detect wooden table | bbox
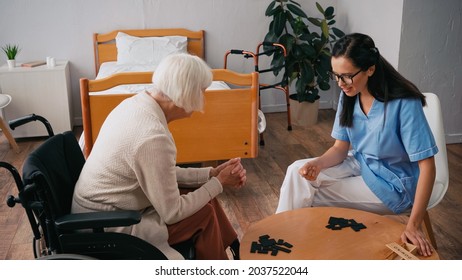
[240,207,439,260]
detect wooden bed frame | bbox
[80,69,259,164]
[93,28,205,74]
[83,28,259,164]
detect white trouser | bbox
[276,156,393,215]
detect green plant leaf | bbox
[262,0,345,103]
[294,83,320,102]
[265,1,277,16]
[318,80,331,91]
[321,47,332,56]
[300,61,315,84]
[291,16,308,35]
[307,17,321,27]
[272,51,285,67]
[325,14,335,21]
[264,31,278,45]
[315,2,325,14]
[291,45,301,60]
[318,52,331,70]
[273,11,287,36]
[268,4,284,18]
[295,76,306,96]
[287,3,308,18]
[311,31,321,38]
[288,18,298,34]
[312,36,324,52]
[324,6,334,18]
[279,33,296,52]
[321,19,329,40]
[332,27,345,38]
[288,0,301,7]
[299,43,316,59]
[306,88,321,102]
[2,44,20,60]
[271,52,285,76]
[299,32,313,41]
[268,20,274,33]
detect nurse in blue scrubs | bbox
[276,33,437,257]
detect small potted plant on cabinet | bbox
[2,44,20,69]
[264,0,344,127]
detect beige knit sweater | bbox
[72,92,223,259]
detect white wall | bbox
[399,0,462,144]
[0,0,263,122]
[335,0,404,68]
[0,0,344,120]
[333,0,404,109]
[1,0,461,143]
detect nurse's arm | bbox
[299,139,350,180]
[315,139,350,169]
[402,156,436,256]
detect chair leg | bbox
[0,117,20,153]
[229,239,240,260]
[259,132,265,146]
[284,86,292,131]
[258,93,265,146]
[423,210,438,249]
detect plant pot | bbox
[289,98,319,128]
[7,59,16,69]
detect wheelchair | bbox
[1,115,195,260]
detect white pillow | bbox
[116,32,187,65]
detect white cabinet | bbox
[0,60,72,137]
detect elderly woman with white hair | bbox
[72,53,246,260]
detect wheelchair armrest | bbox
[55,210,141,231]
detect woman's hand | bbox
[401,223,433,257]
[210,158,240,178]
[213,158,246,189]
[298,160,321,181]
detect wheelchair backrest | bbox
[22,131,85,218]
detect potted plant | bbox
[2,44,20,69]
[263,0,344,126]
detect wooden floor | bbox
[1,110,461,260]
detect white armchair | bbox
[421,92,449,248]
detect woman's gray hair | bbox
[152,53,212,112]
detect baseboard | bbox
[260,104,287,113]
[261,100,333,113]
[74,117,82,126]
[446,133,462,144]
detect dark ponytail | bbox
[332,33,425,127]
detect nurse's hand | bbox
[401,224,433,257]
[299,160,321,181]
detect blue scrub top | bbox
[332,93,438,213]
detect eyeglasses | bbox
[329,69,362,85]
